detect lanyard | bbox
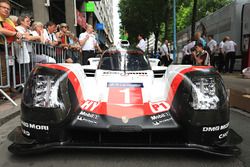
[47,29,54,41]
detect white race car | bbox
[8,46,241,156]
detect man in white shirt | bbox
[40,21,58,60]
[136,34,146,52]
[207,35,217,66]
[160,40,172,66]
[223,36,237,73]
[16,15,41,83]
[43,21,58,46]
[182,39,195,64]
[79,24,102,65]
[218,38,226,72]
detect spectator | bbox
[16,15,40,82]
[30,21,56,63]
[43,21,58,46]
[223,36,237,73]
[6,15,18,93]
[160,40,172,66]
[0,0,22,43]
[16,15,40,62]
[194,32,206,48]
[207,35,217,66]
[79,24,102,65]
[57,23,80,63]
[8,15,18,26]
[31,22,45,43]
[192,42,210,66]
[0,0,22,96]
[56,23,71,48]
[218,37,226,72]
[68,36,81,63]
[9,15,18,26]
[136,34,146,52]
[41,21,59,60]
[155,48,161,59]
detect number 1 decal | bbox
[120,88,130,103]
[108,87,143,104]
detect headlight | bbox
[34,75,56,107]
[30,74,66,109]
[190,77,219,110]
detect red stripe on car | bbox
[166,66,212,105]
[39,64,85,105]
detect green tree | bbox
[119,0,165,53]
[176,5,192,32]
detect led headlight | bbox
[33,75,63,108]
[190,77,219,110]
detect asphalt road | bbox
[222,75,250,93]
[0,109,249,167]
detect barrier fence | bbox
[0,33,81,106]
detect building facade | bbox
[94,0,114,46]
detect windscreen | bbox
[98,49,151,71]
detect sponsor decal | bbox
[79,111,99,120]
[150,101,170,113]
[152,118,172,126]
[21,128,30,136]
[219,131,229,139]
[77,115,97,124]
[81,100,100,111]
[150,112,171,121]
[202,122,229,132]
[107,82,143,88]
[21,121,49,131]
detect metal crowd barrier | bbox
[0,35,81,106]
[0,33,17,106]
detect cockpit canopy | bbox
[98,48,151,71]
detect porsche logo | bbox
[122,116,129,124]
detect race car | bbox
[8,46,242,156]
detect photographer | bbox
[192,42,210,66]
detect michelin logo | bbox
[21,121,49,131]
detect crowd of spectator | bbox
[147,30,237,71]
[181,32,237,72]
[0,0,103,97]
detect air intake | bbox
[84,69,96,77]
[153,70,166,78]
